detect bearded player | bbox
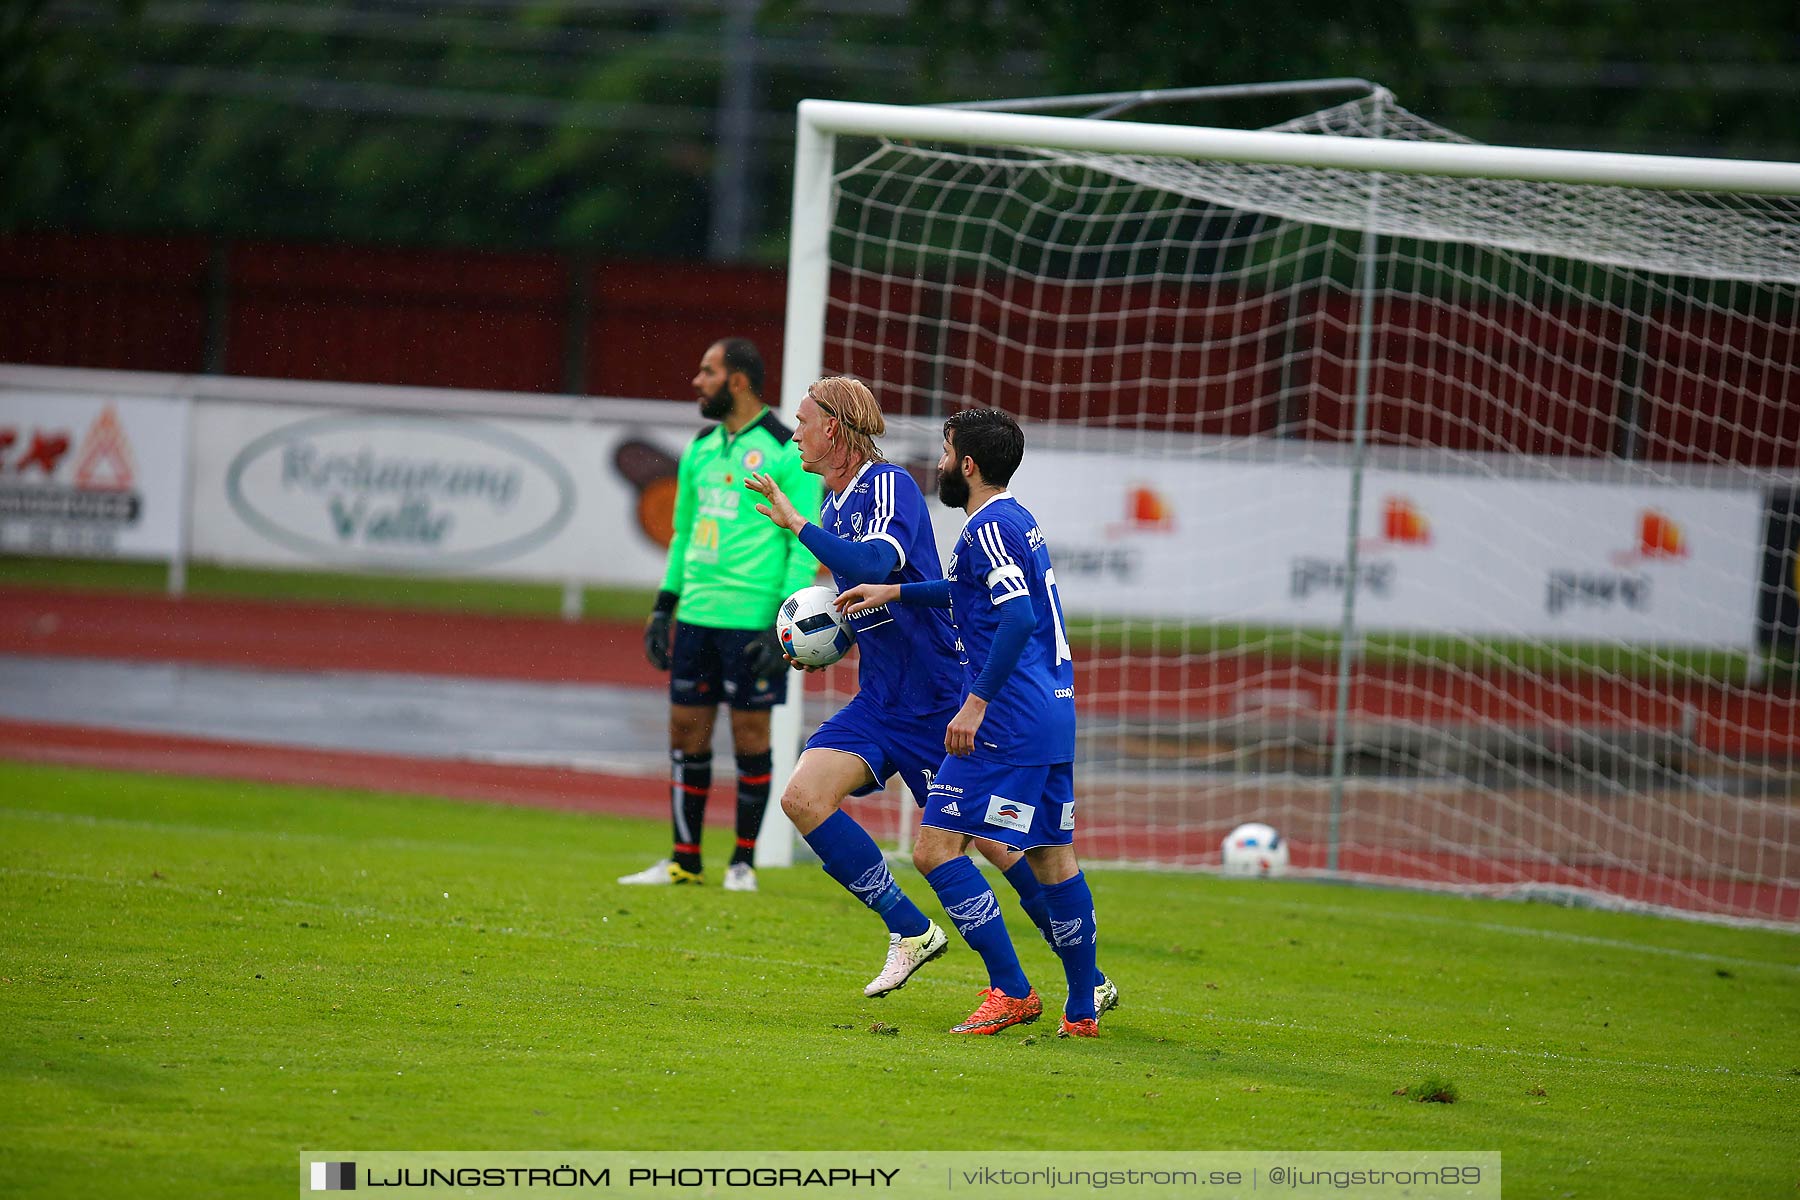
[840,406,1110,1036]
[621,338,821,891]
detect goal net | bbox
[785,91,1800,924]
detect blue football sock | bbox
[1004,856,1108,990]
[1041,871,1099,1022]
[802,811,930,938]
[925,857,1030,998]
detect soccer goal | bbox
[772,85,1800,925]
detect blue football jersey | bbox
[820,461,961,718]
[947,492,1077,765]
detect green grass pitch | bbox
[1,761,1795,1198]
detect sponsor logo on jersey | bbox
[1060,802,1076,831]
[985,795,1031,833]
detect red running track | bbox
[2,586,1793,921]
[7,588,1798,758]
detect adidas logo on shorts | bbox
[940,801,961,816]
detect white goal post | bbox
[767,90,1800,923]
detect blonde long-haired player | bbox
[746,379,1114,1033]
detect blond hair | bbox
[808,376,887,466]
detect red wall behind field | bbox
[227,243,569,393]
[584,259,786,401]
[0,233,784,405]
[1,232,1792,466]
[0,233,210,375]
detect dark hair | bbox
[943,407,1024,488]
[717,338,764,398]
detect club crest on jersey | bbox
[743,448,765,471]
[850,512,864,538]
[985,795,1031,833]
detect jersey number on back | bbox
[1045,568,1071,666]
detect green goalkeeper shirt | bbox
[659,407,822,630]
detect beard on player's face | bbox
[698,377,734,421]
[937,460,970,508]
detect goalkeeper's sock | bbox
[731,750,772,867]
[1041,871,1099,1022]
[1003,856,1109,990]
[925,857,1031,999]
[802,810,930,938]
[669,749,711,875]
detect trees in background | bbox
[3,0,1793,257]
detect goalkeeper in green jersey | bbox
[620,338,822,892]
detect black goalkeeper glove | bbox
[644,591,677,671]
[743,626,787,683]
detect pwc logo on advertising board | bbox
[1609,508,1688,566]
[1294,493,1428,601]
[1547,509,1680,617]
[1108,483,1176,535]
[1060,482,1165,584]
[1355,493,1431,553]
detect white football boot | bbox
[863,921,948,997]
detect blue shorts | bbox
[669,622,787,711]
[804,693,957,805]
[922,757,1076,851]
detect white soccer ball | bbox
[1221,822,1290,877]
[775,584,855,668]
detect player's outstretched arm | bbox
[745,472,804,534]
[898,580,951,608]
[837,583,900,615]
[746,471,900,583]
